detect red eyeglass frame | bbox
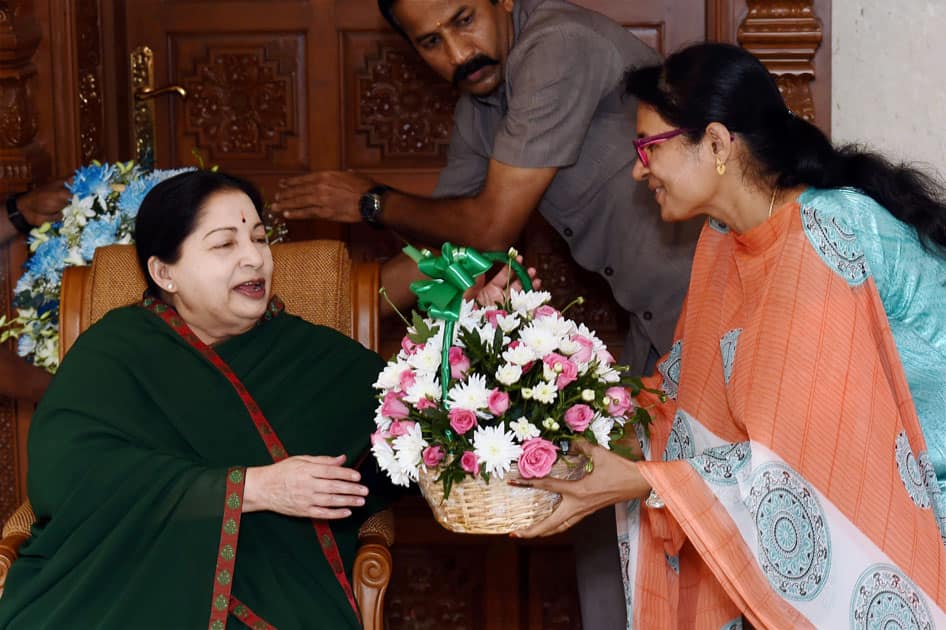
[633,128,695,167]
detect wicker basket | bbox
[417,455,588,534]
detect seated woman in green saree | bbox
[0,170,534,629]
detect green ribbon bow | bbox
[403,243,532,405]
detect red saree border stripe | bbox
[208,466,246,630]
[143,297,362,626]
[229,596,277,630]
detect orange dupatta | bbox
[622,190,946,628]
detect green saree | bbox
[0,300,388,629]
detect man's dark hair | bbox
[378,0,500,40]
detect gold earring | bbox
[716,158,726,176]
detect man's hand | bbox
[272,171,377,222]
[16,178,71,226]
[472,255,542,307]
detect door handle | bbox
[135,85,187,101]
[130,46,187,169]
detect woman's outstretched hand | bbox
[510,439,651,538]
[243,454,368,519]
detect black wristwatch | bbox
[359,185,390,229]
[5,192,33,235]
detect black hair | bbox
[626,42,946,251]
[378,0,499,39]
[134,170,265,296]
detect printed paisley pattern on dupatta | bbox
[616,188,946,629]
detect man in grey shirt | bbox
[272,1,700,626]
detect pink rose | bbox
[398,369,416,391]
[605,386,633,417]
[422,446,446,467]
[597,348,615,367]
[449,347,471,380]
[381,391,409,420]
[460,451,480,476]
[564,404,594,432]
[370,430,391,445]
[543,352,578,390]
[388,420,416,437]
[416,397,437,411]
[570,335,595,364]
[401,336,422,355]
[449,407,478,435]
[517,438,559,479]
[484,308,508,328]
[533,305,559,319]
[487,389,510,416]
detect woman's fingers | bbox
[307,506,354,520]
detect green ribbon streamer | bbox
[404,243,533,405]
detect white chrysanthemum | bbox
[596,365,621,383]
[407,344,441,374]
[458,299,482,331]
[575,323,606,351]
[532,380,558,405]
[558,337,581,356]
[542,314,576,339]
[374,361,411,390]
[473,425,522,478]
[510,288,552,314]
[404,373,441,405]
[495,363,523,386]
[496,312,521,333]
[590,416,615,450]
[502,343,536,366]
[373,406,392,431]
[509,416,541,442]
[519,322,563,357]
[447,373,491,410]
[475,322,509,346]
[372,438,398,473]
[393,423,427,482]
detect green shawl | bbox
[0,303,387,629]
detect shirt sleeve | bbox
[492,24,626,169]
[433,98,489,199]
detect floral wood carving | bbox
[385,546,482,629]
[737,0,823,122]
[0,0,47,189]
[76,0,105,163]
[181,43,295,159]
[355,42,458,160]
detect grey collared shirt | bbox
[434,0,701,372]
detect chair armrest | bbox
[0,501,36,596]
[351,260,380,353]
[354,508,394,630]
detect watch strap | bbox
[5,192,33,235]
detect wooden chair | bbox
[0,241,394,629]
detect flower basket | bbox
[371,243,653,535]
[418,455,587,534]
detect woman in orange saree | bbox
[514,43,946,628]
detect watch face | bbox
[360,193,382,223]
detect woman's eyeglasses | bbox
[633,128,694,168]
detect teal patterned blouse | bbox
[800,188,946,491]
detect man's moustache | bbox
[452,55,499,86]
